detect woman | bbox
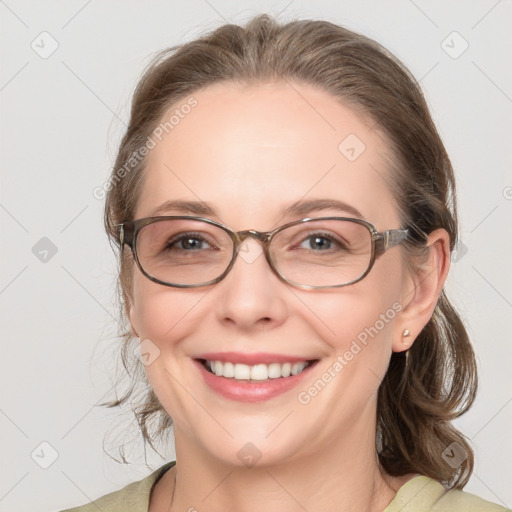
[62,14,507,512]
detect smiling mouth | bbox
[198,359,318,381]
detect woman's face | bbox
[129,81,412,467]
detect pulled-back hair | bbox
[102,14,477,489]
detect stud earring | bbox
[402,329,411,347]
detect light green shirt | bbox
[60,461,509,511]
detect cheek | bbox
[130,273,203,342]
[301,274,402,346]
[296,261,404,387]
[130,277,208,425]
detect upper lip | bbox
[194,352,317,365]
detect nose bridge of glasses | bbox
[236,229,270,246]
[233,230,271,265]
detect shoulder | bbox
[58,461,176,512]
[386,475,509,512]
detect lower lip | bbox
[194,359,317,402]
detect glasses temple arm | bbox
[113,223,129,246]
[375,228,409,253]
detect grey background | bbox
[0,1,511,511]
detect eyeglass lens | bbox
[135,218,373,287]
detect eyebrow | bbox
[282,199,364,219]
[149,198,364,220]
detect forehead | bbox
[136,80,400,229]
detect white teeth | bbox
[223,361,234,378]
[291,362,307,375]
[250,364,268,380]
[205,360,311,380]
[267,363,282,379]
[233,363,251,380]
[281,362,291,377]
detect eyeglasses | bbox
[116,216,409,290]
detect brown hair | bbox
[102,14,477,488]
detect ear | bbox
[392,228,451,353]
[122,255,139,338]
[127,299,140,339]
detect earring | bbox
[402,328,411,347]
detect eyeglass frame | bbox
[116,215,409,290]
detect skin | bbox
[127,80,451,512]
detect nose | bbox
[214,237,288,331]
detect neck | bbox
[155,418,403,512]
